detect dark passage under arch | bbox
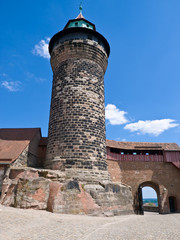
[169,196,176,213]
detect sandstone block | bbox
[9,168,39,180]
[47,182,63,212]
[15,177,50,210]
[0,179,17,206]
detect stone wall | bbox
[28,131,41,167]
[45,36,109,181]
[107,159,180,213]
[0,167,4,193]
[12,147,29,167]
[11,132,41,168]
[143,206,159,212]
[38,144,47,167]
[12,145,39,168]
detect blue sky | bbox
[1,0,180,147]
[142,187,157,200]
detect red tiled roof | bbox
[0,128,41,164]
[106,140,180,151]
[36,137,180,151]
[0,128,40,141]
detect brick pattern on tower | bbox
[45,33,109,178]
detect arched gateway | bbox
[107,140,180,214]
[135,181,160,215]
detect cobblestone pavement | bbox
[0,204,180,240]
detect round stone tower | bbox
[45,12,110,182]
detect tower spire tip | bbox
[79,1,83,14]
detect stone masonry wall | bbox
[12,146,38,168]
[28,131,41,167]
[45,38,109,178]
[107,159,180,213]
[12,147,29,167]
[0,166,4,193]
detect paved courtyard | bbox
[0,204,180,240]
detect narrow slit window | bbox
[110,148,120,154]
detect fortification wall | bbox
[107,159,180,213]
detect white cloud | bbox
[1,81,21,92]
[121,138,127,142]
[115,137,127,141]
[124,119,179,136]
[32,38,50,59]
[105,104,128,125]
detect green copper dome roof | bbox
[64,13,96,31]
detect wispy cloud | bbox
[105,104,128,125]
[124,119,179,136]
[32,38,50,59]
[0,73,8,77]
[1,81,21,92]
[121,138,127,142]
[115,137,127,142]
[25,72,46,82]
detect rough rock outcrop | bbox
[1,167,133,216]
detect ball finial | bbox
[79,1,83,14]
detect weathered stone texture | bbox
[15,178,50,209]
[0,167,4,193]
[12,145,39,168]
[45,38,109,180]
[107,159,180,214]
[0,167,133,215]
[12,147,29,167]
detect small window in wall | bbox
[75,22,78,26]
[133,152,137,155]
[86,24,89,27]
[110,148,120,154]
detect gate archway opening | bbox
[135,181,161,215]
[142,186,158,213]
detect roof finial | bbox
[76,1,85,20]
[79,1,83,14]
